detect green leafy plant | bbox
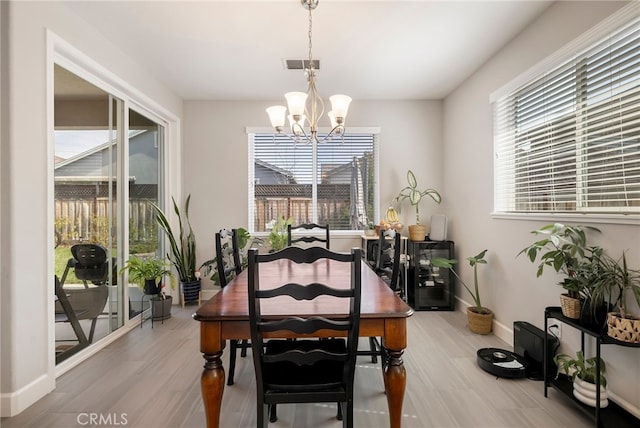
[393,170,441,225]
[120,256,173,289]
[366,221,375,230]
[554,350,607,387]
[267,215,293,251]
[432,249,489,314]
[597,252,640,320]
[518,223,602,299]
[151,195,198,283]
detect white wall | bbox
[183,99,443,290]
[443,0,639,415]
[0,1,182,416]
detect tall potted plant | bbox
[432,249,492,334]
[152,194,201,306]
[393,170,441,241]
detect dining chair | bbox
[247,246,362,428]
[215,228,249,386]
[287,223,330,249]
[360,230,402,364]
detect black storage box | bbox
[513,321,559,380]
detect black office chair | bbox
[287,223,330,249]
[247,246,362,427]
[55,244,111,354]
[360,231,402,364]
[215,228,249,386]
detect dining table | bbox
[193,253,414,428]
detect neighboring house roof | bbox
[54,129,146,170]
[254,158,295,181]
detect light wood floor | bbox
[2,306,592,428]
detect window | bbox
[493,17,640,215]
[248,132,378,232]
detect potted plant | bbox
[266,215,292,252]
[121,255,174,319]
[602,252,640,343]
[393,170,441,241]
[152,194,201,306]
[554,350,608,408]
[518,223,602,319]
[431,249,492,334]
[365,221,376,236]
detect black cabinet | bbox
[543,306,640,428]
[407,240,454,310]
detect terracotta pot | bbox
[408,224,426,241]
[467,306,493,334]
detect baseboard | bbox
[0,373,54,417]
[454,297,512,345]
[608,390,640,420]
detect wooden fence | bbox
[54,198,157,245]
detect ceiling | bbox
[62,0,554,101]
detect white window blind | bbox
[248,132,377,232]
[494,17,640,214]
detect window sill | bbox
[491,212,640,226]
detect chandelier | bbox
[266,0,352,144]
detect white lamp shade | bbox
[266,106,287,128]
[285,92,308,116]
[328,111,338,128]
[329,94,352,118]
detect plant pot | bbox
[581,302,608,331]
[573,376,608,408]
[580,299,609,333]
[559,293,582,319]
[365,229,376,236]
[143,279,160,295]
[607,312,640,343]
[181,279,201,305]
[467,306,493,334]
[151,295,172,320]
[408,224,426,241]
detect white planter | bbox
[573,377,608,408]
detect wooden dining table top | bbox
[194,256,414,321]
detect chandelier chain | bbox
[265,0,350,144]
[308,4,313,70]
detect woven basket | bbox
[467,307,493,335]
[607,313,640,344]
[559,294,582,319]
[408,224,426,241]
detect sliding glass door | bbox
[53,64,167,364]
[127,108,164,319]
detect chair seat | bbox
[264,339,347,392]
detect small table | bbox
[194,258,414,428]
